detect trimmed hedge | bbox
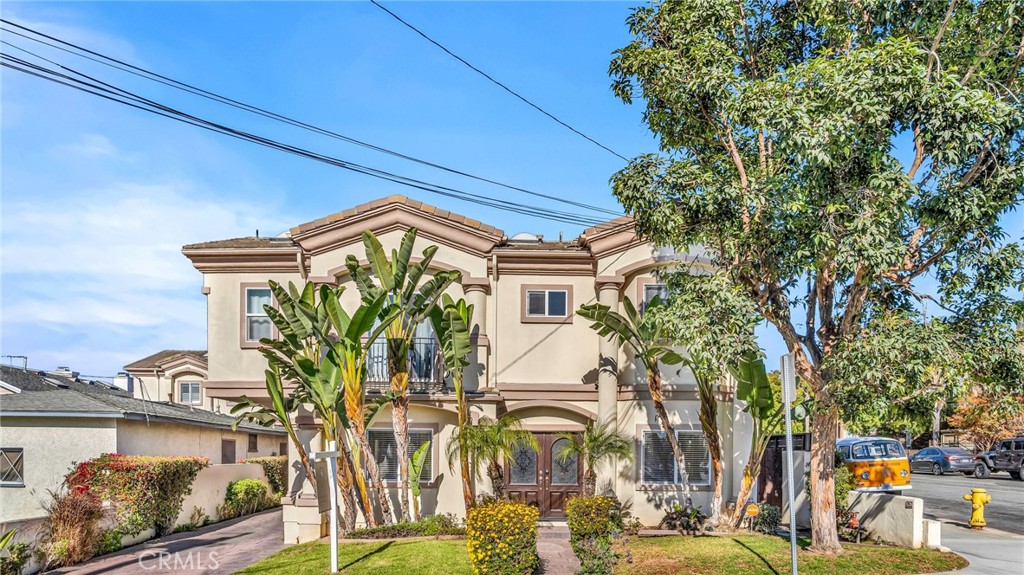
[218,479,279,520]
[465,500,538,575]
[242,456,287,495]
[566,496,617,555]
[347,514,465,539]
[66,454,209,536]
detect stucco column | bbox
[595,277,623,430]
[462,278,490,392]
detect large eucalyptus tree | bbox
[345,229,460,522]
[610,1,1024,551]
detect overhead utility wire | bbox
[0,18,623,218]
[1,49,621,230]
[369,1,630,163]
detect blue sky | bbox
[3,3,1017,377]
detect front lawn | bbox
[234,540,472,575]
[617,534,968,575]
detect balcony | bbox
[365,337,446,394]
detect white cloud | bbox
[58,133,123,159]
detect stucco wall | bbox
[0,416,118,522]
[847,492,925,548]
[115,419,285,463]
[176,463,270,524]
[308,228,488,279]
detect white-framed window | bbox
[525,289,568,317]
[642,283,668,312]
[641,430,710,486]
[367,429,433,482]
[179,381,201,404]
[245,287,273,342]
[1,448,25,487]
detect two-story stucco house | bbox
[182,195,754,542]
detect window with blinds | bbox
[368,429,433,482]
[641,430,711,486]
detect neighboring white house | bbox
[0,365,287,524]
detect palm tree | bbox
[429,295,475,509]
[448,416,538,499]
[577,296,692,496]
[555,421,633,497]
[346,228,460,522]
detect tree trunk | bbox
[809,400,842,553]
[730,462,757,528]
[649,372,691,496]
[487,461,507,499]
[389,338,412,523]
[337,432,367,530]
[583,468,597,497]
[356,429,393,525]
[697,378,723,525]
[456,383,474,509]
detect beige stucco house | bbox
[183,195,754,542]
[123,349,237,415]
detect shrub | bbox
[241,456,288,495]
[0,542,31,575]
[658,501,707,535]
[347,514,465,539]
[752,503,781,535]
[35,489,104,569]
[217,479,279,520]
[566,496,617,555]
[173,507,210,534]
[95,528,122,556]
[622,516,643,537]
[66,454,209,536]
[465,500,538,575]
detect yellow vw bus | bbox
[836,436,912,493]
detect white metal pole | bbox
[781,353,799,575]
[327,440,339,575]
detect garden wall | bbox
[847,492,928,549]
[176,463,269,525]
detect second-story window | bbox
[526,289,568,318]
[179,381,201,404]
[245,287,272,342]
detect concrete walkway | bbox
[48,508,284,575]
[537,526,580,575]
[932,518,1024,575]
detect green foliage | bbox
[218,479,278,520]
[446,416,538,494]
[36,489,104,569]
[410,441,431,500]
[556,422,632,496]
[243,456,288,495]
[65,454,209,536]
[95,528,122,555]
[172,507,210,534]
[578,296,684,374]
[0,541,30,575]
[346,514,465,539]
[566,496,618,556]
[465,500,539,575]
[752,503,782,535]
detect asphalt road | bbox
[909,470,1023,534]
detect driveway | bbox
[910,472,1023,534]
[49,508,284,575]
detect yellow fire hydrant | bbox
[962,488,991,529]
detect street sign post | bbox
[311,442,341,574]
[781,353,799,575]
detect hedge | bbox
[66,454,209,536]
[566,496,617,555]
[347,514,465,539]
[217,479,278,520]
[465,500,538,575]
[241,456,287,495]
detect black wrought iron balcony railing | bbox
[365,337,446,393]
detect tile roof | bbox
[0,366,282,434]
[124,350,207,371]
[291,195,504,237]
[582,216,634,237]
[181,236,296,250]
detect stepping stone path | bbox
[537,526,580,575]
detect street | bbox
[910,471,1023,534]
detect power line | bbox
[369,1,630,162]
[1,48,623,230]
[0,18,623,218]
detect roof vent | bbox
[509,232,543,244]
[51,366,77,378]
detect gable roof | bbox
[0,365,131,395]
[291,195,504,238]
[124,350,207,372]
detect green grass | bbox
[235,539,472,575]
[616,534,968,575]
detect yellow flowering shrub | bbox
[465,499,539,575]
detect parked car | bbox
[837,436,911,492]
[909,447,977,475]
[973,436,1024,479]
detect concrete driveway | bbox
[910,472,1023,534]
[48,508,284,575]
